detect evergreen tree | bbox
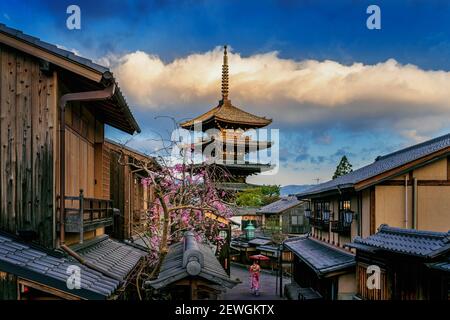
[332,155,353,179]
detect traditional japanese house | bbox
[106,139,157,243]
[145,231,239,300]
[258,196,310,235]
[180,46,273,191]
[0,24,147,299]
[347,225,449,300]
[287,133,450,300]
[284,236,355,300]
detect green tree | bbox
[235,185,280,207]
[332,155,353,179]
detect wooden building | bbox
[258,196,310,235]
[284,236,355,300]
[106,139,157,242]
[288,133,450,300]
[0,24,148,299]
[145,231,239,300]
[347,225,449,300]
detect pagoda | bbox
[180,46,273,190]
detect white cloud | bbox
[103,47,450,140]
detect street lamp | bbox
[245,222,256,240]
[344,210,354,225]
[322,210,331,222]
[304,208,312,219]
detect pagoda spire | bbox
[221,45,229,102]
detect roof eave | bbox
[296,185,355,199]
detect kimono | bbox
[249,263,261,295]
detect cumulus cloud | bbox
[102,47,450,139]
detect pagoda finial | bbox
[221,45,229,102]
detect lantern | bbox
[322,210,330,222]
[245,222,256,240]
[304,209,312,219]
[344,210,353,225]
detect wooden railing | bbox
[289,225,310,234]
[63,189,115,242]
[309,216,330,231]
[330,220,351,235]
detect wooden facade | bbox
[298,139,450,300]
[0,27,141,248]
[107,140,155,241]
[0,25,144,300]
[307,155,450,248]
[0,45,57,248]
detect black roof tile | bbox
[347,225,450,258]
[147,232,239,290]
[0,232,122,299]
[74,236,147,281]
[0,233,148,299]
[258,196,303,214]
[298,133,450,197]
[285,237,355,276]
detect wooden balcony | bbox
[330,220,351,235]
[289,225,310,234]
[61,190,115,235]
[309,217,329,231]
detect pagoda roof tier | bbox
[203,161,274,177]
[189,137,272,152]
[180,99,272,131]
[180,45,271,131]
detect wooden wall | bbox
[109,149,154,240]
[0,45,56,247]
[356,263,390,300]
[0,271,18,300]
[110,151,126,239]
[371,157,450,233]
[64,128,95,197]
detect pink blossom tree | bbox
[137,161,233,277]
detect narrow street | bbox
[220,264,290,300]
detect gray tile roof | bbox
[428,258,450,272]
[257,245,280,257]
[347,224,450,258]
[0,233,121,299]
[74,235,148,281]
[0,23,108,74]
[248,237,272,246]
[146,232,239,290]
[258,196,302,214]
[297,133,450,197]
[284,237,355,276]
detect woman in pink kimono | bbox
[249,260,261,296]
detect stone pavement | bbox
[219,264,290,300]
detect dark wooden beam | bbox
[378,180,450,186]
[370,187,375,235]
[447,156,450,181]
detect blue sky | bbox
[2,0,450,185]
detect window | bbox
[338,199,351,221]
[339,199,351,211]
[313,201,330,219]
[291,215,299,225]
